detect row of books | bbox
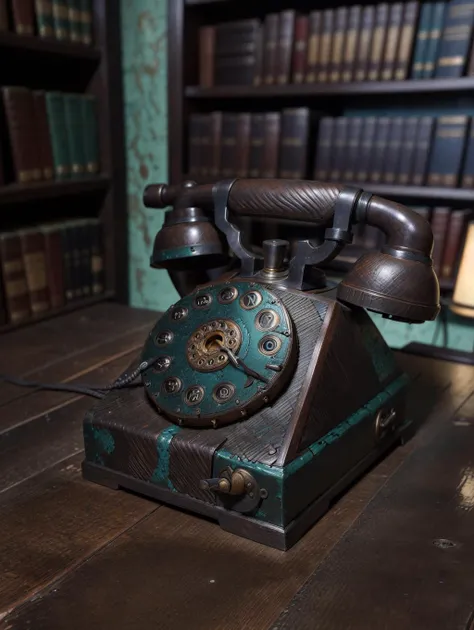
[188,109,474,189]
[0,87,100,186]
[0,218,104,326]
[0,0,93,45]
[198,1,474,87]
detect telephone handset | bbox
[83,179,440,550]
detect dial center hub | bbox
[187,318,242,372]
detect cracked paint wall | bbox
[121,0,179,311]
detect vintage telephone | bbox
[82,179,440,550]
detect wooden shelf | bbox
[0,291,114,334]
[0,176,111,205]
[186,77,474,99]
[0,31,100,60]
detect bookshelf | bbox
[0,0,126,333]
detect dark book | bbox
[80,94,99,176]
[355,6,375,81]
[412,116,435,186]
[214,55,256,86]
[342,5,362,82]
[41,223,65,310]
[330,6,348,82]
[64,93,86,179]
[0,1,8,32]
[411,2,434,79]
[329,117,348,181]
[368,3,389,81]
[262,112,281,178]
[0,231,31,324]
[62,220,84,301]
[77,218,92,298]
[12,0,34,34]
[318,9,334,82]
[35,0,54,37]
[0,279,6,325]
[235,113,251,178]
[313,116,334,181]
[381,3,404,80]
[430,207,451,275]
[188,113,202,178]
[19,228,50,316]
[199,114,212,179]
[397,117,419,185]
[427,115,469,187]
[395,1,420,80]
[343,117,364,181]
[356,116,377,182]
[199,26,215,88]
[248,114,265,178]
[305,11,322,83]
[220,113,238,178]
[435,0,474,77]
[33,91,54,180]
[68,0,82,43]
[461,120,474,187]
[276,10,296,84]
[423,2,448,77]
[441,209,470,279]
[368,117,391,183]
[79,0,93,45]
[45,92,72,180]
[253,24,264,86]
[88,219,104,296]
[292,15,309,83]
[262,13,279,85]
[215,21,259,56]
[383,117,405,184]
[52,0,69,40]
[279,108,310,179]
[209,111,222,179]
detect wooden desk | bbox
[1,303,474,630]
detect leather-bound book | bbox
[253,24,264,86]
[383,116,404,184]
[199,114,212,179]
[88,219,104,296]
[33,91,54,180]
[199,26,215,88]
[355,6,375,81]
[441,209,470,279]
[397,117,419,185]
[313,117,334,181]
[412,116,435,186]
[342,5,362,82]
[262,112,281,178]
[318,9,334,82]
[64,93,86,179]
[12,0,34,34]
[368,3,389,81]
[0,1,8,31]
[461,121,474,187]
[292,15,309,83]
[279,108,310,179]
[214,55,256,86]
[52,0,69,40]
[356,116,377,183]
[45,92,72,180]
[368,117,391,183]
[329,117,348,181]
[188,114,202,178]
[35,0,54,37]
[343,117,363,181]
[68,0,82,43]
[235,113,251,178]
[19,228,50,316]
[80,94,100,176]
[220,113,238,178]
[427,115,469,187]
[436,0,474,77]
[209,111,222,178]
[411,2,434,79]
[79,0,92,45]
[395,2,420,80]
[381,3,404,80]
[262,13,279,85]
[41,223,65,309]
[248,114,265,178]
[423,2,447,77]
[430,207,451,275]
[0,231,31,324]
[305,11,322,82]
[76,219,92,298]
[330,6,348,82]
[276,10,296,84]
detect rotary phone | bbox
[82,179,440,550]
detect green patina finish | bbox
[83,423,115,465]
[150,425,181,490]
[152,245,214,263]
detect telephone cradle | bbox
[82,179,440,550]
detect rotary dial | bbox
[141,281,297,428]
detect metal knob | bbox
[263,239,290,273]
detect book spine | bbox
[394,1,420,80]
[263,13,279,85]
[313,117,334,181]
[79,0,92,45]
[369,117,391,183]
[318,9,334,82]
[461,121,474,187]
[330,6,348,82]
[435,0,474,78]
[0,232,31,323]
[235,113,251,177]
[430,207,451,275]
[383,117,405,184]
[89,219,104,295]
[248,114,265,178]
[427,115,469,187]
[329,117,348,181]
[64,93,86,178]
[305,11,322,83]
[0,1,8,32]
[33,91,55,180]
[35,0,54,37]
[411,2,433,79]
[276,10,296,84]
[441,209,469,279]
[41,224,65,309]
[423,2,448,78]
[52,0,69,40]
[199,114,211,179]
[220,114,238,178]
[262,112,281,178]
[341,5,361,82]
[381,3,404,80]
[292,15,309,84]
[214,56,256,86]
[12,0,34,34]
[279,108,310,179]
[368,3,389,81]
[209,111,222,178]
[343,117,363,181]
[68,0,82,42]
[20,228,50,315]
[253,24,264,86]
[199,26,215,88]
[355,6,375,81]
[188,114,201,178]
[397,117,419,184]
[45,92,71,180]
[412,116,435,186]
[356,116,377,182]
[78,219,91,297]
[80,94,100,176]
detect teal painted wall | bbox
[121,1,474,352]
